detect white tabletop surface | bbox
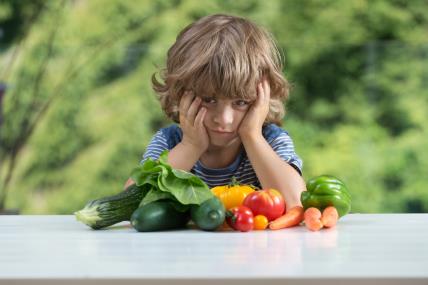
[0,214,427,285]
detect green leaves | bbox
[130,150,213,209]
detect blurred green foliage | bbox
[0,0,427,214]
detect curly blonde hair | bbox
[152,14,290,126]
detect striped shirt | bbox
[140,123,303,189]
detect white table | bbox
[0,214,427,284]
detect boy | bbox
[125,14,305,209]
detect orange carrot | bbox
[321,206,339,228]
[305,217,323,231]
[304,207,321,220]
[269,206,304,230]
[304,207,323,231]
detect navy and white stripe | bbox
[140,124,303,189]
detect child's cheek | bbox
[202,107,210,124]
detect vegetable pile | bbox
[219,187,288,232]
[75,150,225,232]
[214,174,351,232]
[301,175,351,217]
[75,150,351,233]
[299,175,351,231]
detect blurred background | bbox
[0,0,427,214]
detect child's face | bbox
[199,95,253,147]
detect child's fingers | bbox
[263,79,271,101]
[179,91,194,116]
[187,96,202,125]
[256,83,264,106]
[195,107,206,128]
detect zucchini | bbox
[75,184,149,229]
[191,196,225,231]
[131,200,190,232]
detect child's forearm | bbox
[241,134,306,208]
[167,142,204,172]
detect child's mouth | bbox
[211,130,234,136]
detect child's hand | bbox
[179,91,210,152]
[238,79,271,140]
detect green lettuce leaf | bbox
[130,150,213,207]
[139,187,175,207]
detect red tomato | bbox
[226,206,254,232]
[243,189,286,221]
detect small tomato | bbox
[226,205,254,232]
[253,215,269,230]
[243,189,286,221]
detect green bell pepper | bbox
[301,175,351,217]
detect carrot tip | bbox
[321,207,339,228]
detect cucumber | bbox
[131,200,190,232]
[75,184,149,229]
[191,196,225,231]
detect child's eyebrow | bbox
[200,94,217,99]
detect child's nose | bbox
[213,105,234,126]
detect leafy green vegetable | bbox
[140,187,175,207]
[160,170,211,205]
[130,150,213,208]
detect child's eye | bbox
[234,100,250,107]
[202,97,216,104]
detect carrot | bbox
[304,207,323,231]
[305,217,323,231]
[304,207,321,220]
[269,206,304,230]
[321,206,339,228]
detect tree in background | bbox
[0,0,427,214]
[0,0,46,211]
